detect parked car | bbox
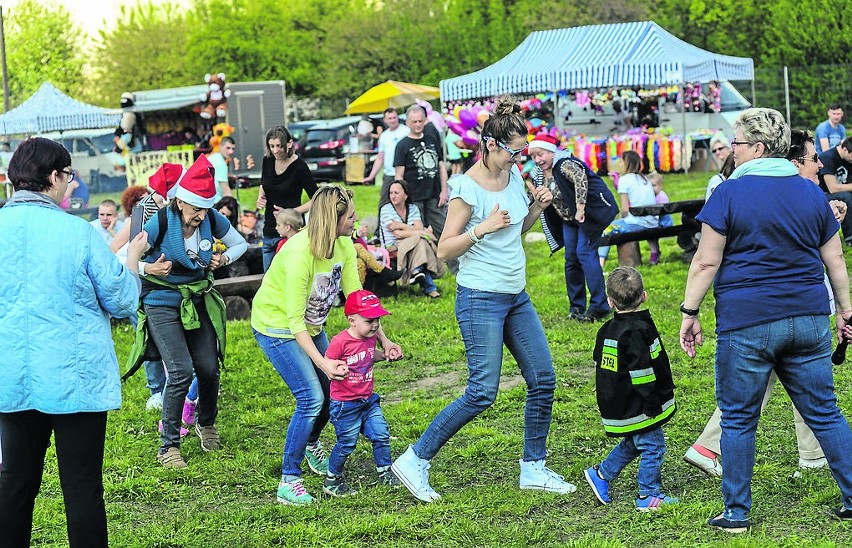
[37,129,128,193]
[288,120,320,152]
[299,115,390,182]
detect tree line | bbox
[6,0,850,127]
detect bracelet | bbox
[468,226,482,244]
[680,302,700,316]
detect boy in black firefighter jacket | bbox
[584,267,678,511]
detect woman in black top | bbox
[256,125,318,271]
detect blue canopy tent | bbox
[439,21,754,101]
[0,82,120,135]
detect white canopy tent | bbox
[439,21,754,101]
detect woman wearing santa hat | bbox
[131,155,247,468]
[528,133,618,322]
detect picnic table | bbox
[600,198,705,266]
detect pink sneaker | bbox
[159,420,189,438]
[182,399,197,427]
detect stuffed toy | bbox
[199,72,230,120]
[113,92,138,166]
[209,122,234,153]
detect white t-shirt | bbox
[706,173,725,201]
[618,173,658,228]
[377,125,409,177]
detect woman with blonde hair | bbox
[252,185,402,505]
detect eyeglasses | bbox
[186,249,208,268]
[711,147,727,154]
[798,153,820,163]
[485,137,525,159]
[60,169,75,181]
[730,140,754,148]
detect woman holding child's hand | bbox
[252,185,401,505]
[391,99,575,503]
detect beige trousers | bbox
[695,371,824,460]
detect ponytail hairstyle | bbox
[308,185,352,259]
[480,97,527,164]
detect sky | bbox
[2,0,192,38]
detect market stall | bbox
[439,21,754,173]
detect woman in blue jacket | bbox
[0,137,145,548]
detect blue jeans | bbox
[597,427,666,497]
[716,315,852,521]
[253,330,330,479]
[143,360,166,395]
[145,302,219,450]
[413,287,556,461]
[327,393,392,475]
[412,266,438,295]
[261,236,283,272]
[598,219,648,260]
[562,221,609,315]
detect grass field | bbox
[29,172,852,546]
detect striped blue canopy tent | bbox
[440,21,754,101]
[0,82,120,135]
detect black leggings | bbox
[0,410,108,548]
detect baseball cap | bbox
[344,289,391,319]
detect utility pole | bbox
[0,7,8,112]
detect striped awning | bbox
[0,82,120,135]
[440,21,754,101]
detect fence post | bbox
[783,66,791,124]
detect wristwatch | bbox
[680,302,700,316]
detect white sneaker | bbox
[519,459,577,494]
[799,457,828,470]
[145,392,163,411]
[391,445,440,502]
[684,446,723,477]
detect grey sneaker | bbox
[323,474,357,497]
[377,466,400,487]
[304,442,330,475]
[195,423,221,451]
[157,446,187,469]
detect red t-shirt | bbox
[275,236,289,254]
[326,330,377,401]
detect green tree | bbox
[87,2,195,107]
[4,0,83,109]
[185,0,340,96]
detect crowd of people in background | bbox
[3,99,852,546]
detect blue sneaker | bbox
[636,494,679,511]
[583,465,611,504]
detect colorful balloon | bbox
[462,129,479,146]
[459,109,478,130]
[476,110,490,127]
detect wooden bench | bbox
[214,274,264,321]
[600,199,705,266]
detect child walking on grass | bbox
[584,267,678,511]
[322,290,401,496]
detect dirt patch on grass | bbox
[385,367,525,403]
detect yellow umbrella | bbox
[344,80,440,114]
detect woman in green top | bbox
[252,185,402,505]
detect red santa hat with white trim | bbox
[527,133,559,153]
[148,163,185,199]
[174,155,217,208]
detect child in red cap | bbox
[322,289,401,496]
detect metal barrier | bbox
[125,149,194,186]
